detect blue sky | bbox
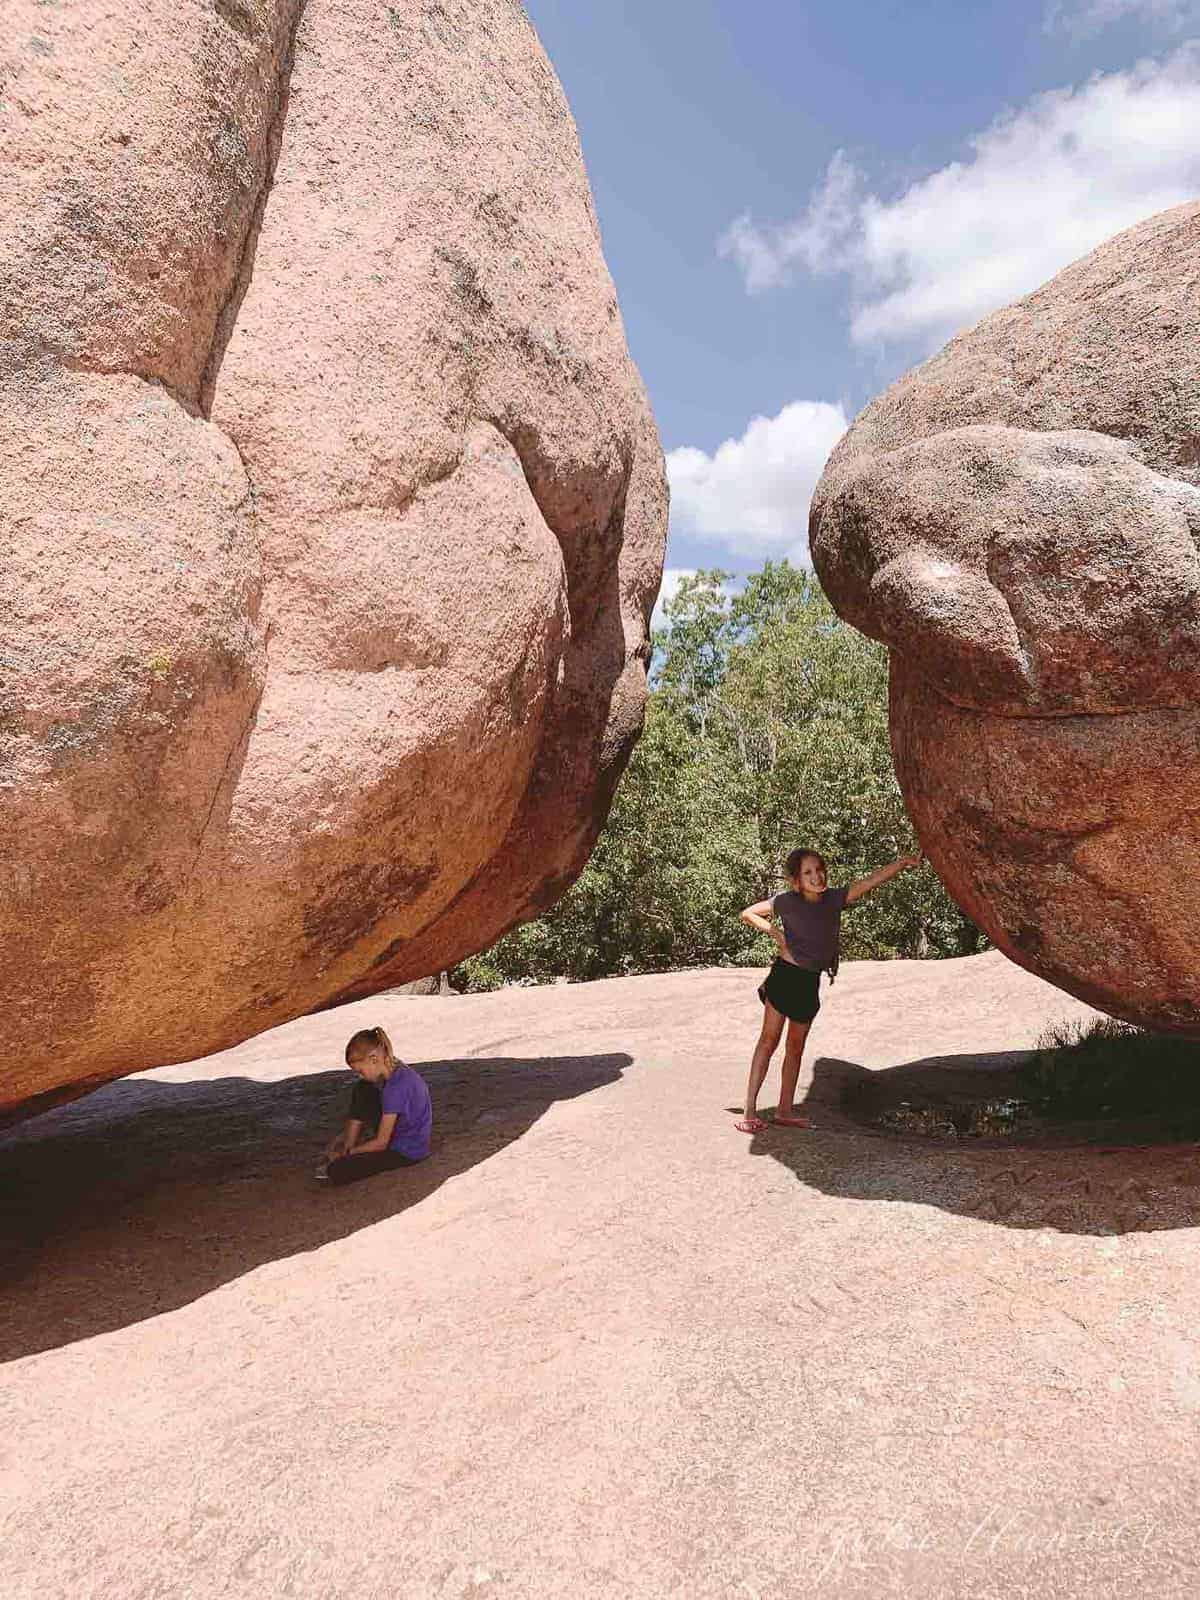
[523,0,1200,603]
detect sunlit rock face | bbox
[0,0,667,1123]
[811,202,1200,1036]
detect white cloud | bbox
[720,152,864,293]
[1048,0,1200,36]
[666,400,849,564]
[722,48,1200,353]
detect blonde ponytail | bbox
[345,1025,398,1075]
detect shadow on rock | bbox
[0,1051,631,1363]
[749,1054,1200,1238]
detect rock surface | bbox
[0,0,667,1121]
[3,956,1199,1598]
[811,202,1200,1035]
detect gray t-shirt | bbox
[773,886,850,971]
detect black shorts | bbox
[758,958,821,1023]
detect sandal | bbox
[772,1113,812,1128]
[735,1116,768,1133]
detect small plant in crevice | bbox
[1018,1017,1200,1135]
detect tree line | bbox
[454,561,983,990]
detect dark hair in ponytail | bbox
[784,848,826,880]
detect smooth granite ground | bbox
[3,952,1198,1598]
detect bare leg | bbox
[737,1004,785,1132]
[775,1021,812,1125]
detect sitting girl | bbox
[317,1025,432,1186]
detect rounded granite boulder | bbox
[0,0,667,1122]
[811,202,1200,1035]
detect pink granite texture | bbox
[812,204,1200,1035]
[0,0,668,1120]
[2,955,1197,1597]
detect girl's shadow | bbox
[746,1054,1200,1238]
[0,1051,631,1364]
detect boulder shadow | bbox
[0,1051,631,1364]
[747,1054,1200,1238]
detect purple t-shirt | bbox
[381,1066,432,1161]
[773,886,850,971]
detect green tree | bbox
[453,559,983,990]
[455,695,768,988]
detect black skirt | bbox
[758,958,822,1022]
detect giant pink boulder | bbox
[0,0,667,1122]
[812,203,1200,1035]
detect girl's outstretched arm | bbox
[740,898,787,954]
[846,853,923,905]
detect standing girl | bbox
[735,847,922,1133]
[317,1025,433,1186]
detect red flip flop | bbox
[735,1116,768,1133]
[772,1113,812,1128]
